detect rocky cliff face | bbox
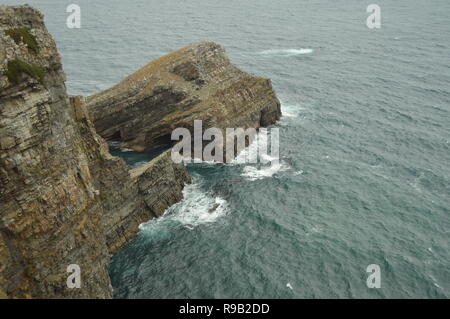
[0,5,280,298]
[0,5,190,298]
[86,42,281,154]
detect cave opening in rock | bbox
[107,132,173,169]
[152,132,175,150]
[109,129,122,141]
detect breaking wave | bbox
[241,161,290,181]
[139,178,228,231]
[231,129,290,180]
[281,103,305,118]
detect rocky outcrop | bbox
[86,42,281,154]
[103,149,191,253]
[0,5,190,298]
[0,4,280,298]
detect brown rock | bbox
[0,4,280,299]
[0,5,190,298]
[86,42,281,155]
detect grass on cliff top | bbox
[5,27,39,53]
[5,59,45,85]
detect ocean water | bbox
[6,0,449,298]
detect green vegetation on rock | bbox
[5,59,45,85]
[5,27,39,53]
[0,287,7,299]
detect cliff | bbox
[0,5,280,298]
[0,5,190,298]
[86,42,281,154]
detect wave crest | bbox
[260,48,314,56]
[139,179,228,231]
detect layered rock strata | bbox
[0,4,280,298]
[86,42,281,155]
[0,5,190,298]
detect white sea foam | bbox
[260,48,314,57]
[139,179,228,231]
[120,148,134,152]
[281,103,305,118]
[230,129,290,181]
[108,141,121,147]
[172,183,228,228]
[241,162,289,181]
[230,129,266,165]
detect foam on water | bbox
[241,161,289,181]
[281,103,305,118]
[171,183,228,228]
[139,178,228,231]
[230,129,291,180]
[260,48,314,57]
[108,141,121,149]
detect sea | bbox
[4,0,449,298]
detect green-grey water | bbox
[8,0,449,298]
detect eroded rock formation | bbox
[86,42,281,153]
[0,5,190,298]
[0,5,280,298]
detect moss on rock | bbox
[5,59,45,85]
[0,287,7,299]
[5,27,39,53]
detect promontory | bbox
[0,5,280,298]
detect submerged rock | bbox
[208,203,220,213]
